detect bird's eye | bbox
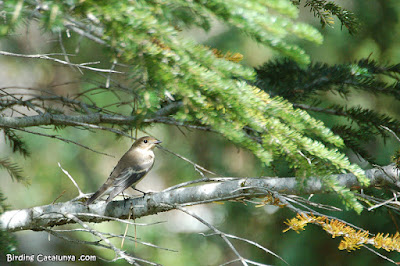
[143,139,148,143]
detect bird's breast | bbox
[131,149,154,165]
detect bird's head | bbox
[133,136,162,150]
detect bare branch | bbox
[1,164,398,232]
[157,145,217,176]
[0,113,137,128]
[361,244,397,265]
[224,233,287,265]
[380,125,400,143]
[0,50,123,74]
[175,205,249,266]
[11,127,114,157]
[42,227,177,252]
[62,212,154,265]
[58,163,85,197]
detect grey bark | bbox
[1,164,398,232]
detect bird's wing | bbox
[112,166,149,188]
[106,160,154,203]
[85,178,113,205]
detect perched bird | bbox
[86,136,161,205]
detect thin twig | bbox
[0,50,123,74]
[157,145,217,176]
[367,196,397,211]
[11,127,114,157]
[121,203,132,249]
[361,244,397,265]
[224,233,288,265]
[175,205,248,266]
[380,125,400,142]
[58,31,81,74]
[62,212,154,265]
[162,177,238,192]
[58,163,85,197]
[51,190,66,204]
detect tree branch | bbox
[1,164,398,232]
[0,51,123,74]
[0,113,137,128]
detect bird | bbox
[86,136,161,205]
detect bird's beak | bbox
[153,140,162,144]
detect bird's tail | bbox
[105,185,127,203]
[85,183,111,205]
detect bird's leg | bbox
[121,192,130,208]
[121,192,130,200]
[133,187,147,197]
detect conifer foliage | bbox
[256,58,400,162]
[0,0,374,212]
[1,0,400,264]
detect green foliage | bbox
[0,0,371,211]
[256,58,400,101]
[292,0,360,34]
[0,158,28,184]
[4,0,323,64]
[321,175,363,213]
[1,129,29,186]
[0,191,18,256]
[256,58,400,164]
[2,128,30,158]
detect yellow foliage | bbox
[323,219,356,238]
[283,213,313,233]
[255,195,286,208]
[211,48,244,63]
[372,232,400,252]
[283,212,400,253]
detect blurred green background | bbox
[1,0,400,265]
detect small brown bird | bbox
[86,136,161,205]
